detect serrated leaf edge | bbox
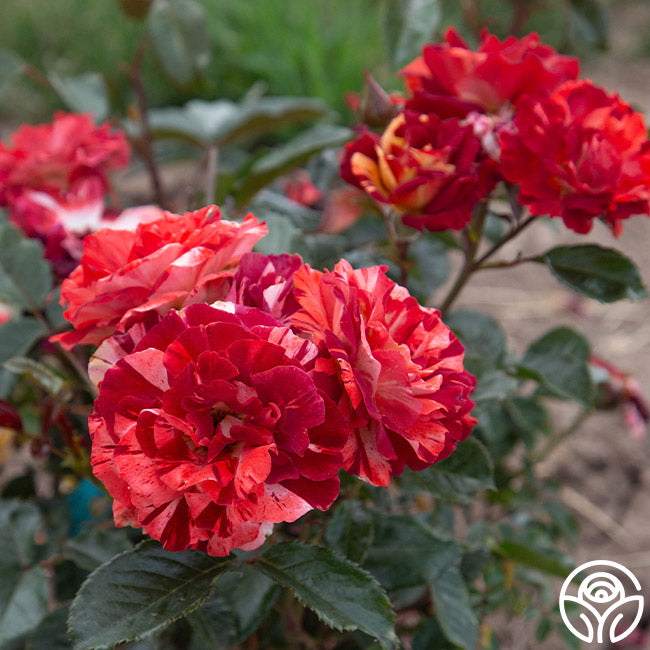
[67,540,234,650]
[257,541,398,649]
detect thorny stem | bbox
[472,213,535,268]
[126,39,167,208]
[439,201,487,316]
[438,185,536,315]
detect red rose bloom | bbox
[89,303,344,556]
[340,110,494,231]
[52,206,267,349]
[400,27,579,117]
[499,80,650,234]
[0,112,130,274]
[290,260,476,486]
[0,112,129,204]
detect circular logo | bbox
[559,560,644,644]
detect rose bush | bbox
[0,9,647,650]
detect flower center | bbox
[210,405,232,426]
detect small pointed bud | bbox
[359,71,397,128]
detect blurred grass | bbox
[0,0,387,123]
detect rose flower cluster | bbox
[341,28,650,235]
[0,112,132,276]
[54,206,476,556]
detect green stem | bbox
[439,203,487,316]
[438,193,536,316]
[127,38,166,208]
[381,207,413,286]
[473,214,535,268]
[55,343,98,399]
[32,305,98,399]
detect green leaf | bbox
[382,0,443,68]
[0,500,43,568]
[535,616,552,643]
[446,309,507,364]
[257,542,397,649]
[408,235,450,301]
[0,223,52,310]
[0,317,46,365]
[186,594,232,650]
[542,244,646,302]
[504,397,550,436]
[63,529,133,572]
[188,564,280,647]
[4,357,67,397]
[412,616,455,650]
[325,500,375,564]
[149,96,329,147]
[217,96,332,146]
[430,566,479,650]
[494,541,573,578]
[233,125,352,205]
[0,502,48,644]
[48,72,110,123]
[0,49,23,100]
[471,367,519,403]
[402,438,494,504]
[147,0,211,86]
[26,607,71,650]
[504,396,551,449]
[0,565,49,646]
[472,402,512,459]
[68,540,233,650]
[249,189,321,231]
[253,213,304,256]
[45,288,68,328]
[522,327,593,407]
[364,513,462,591]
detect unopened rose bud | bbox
[359,71,397,128]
